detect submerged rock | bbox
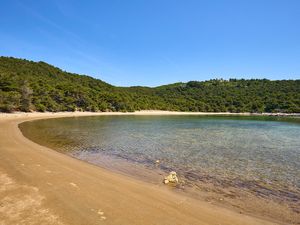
[163,171,179,184]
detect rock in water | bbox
[164,171,179,184]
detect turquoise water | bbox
[20,115,300,208]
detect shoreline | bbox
[0,112,287,225]
[1,110,300,118]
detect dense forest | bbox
[0,56,299,113]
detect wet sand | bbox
[0,112,285,225]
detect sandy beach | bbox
[0,111,283,225]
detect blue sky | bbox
[1,0,300,86]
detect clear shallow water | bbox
[20,115,300,211]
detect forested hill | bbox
[0,56,299,113]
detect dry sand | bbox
[0,111,281,225]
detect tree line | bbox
[0,56,299,113]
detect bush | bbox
[35,103,46,112]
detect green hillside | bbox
[0,56,299,113]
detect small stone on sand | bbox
[163,171,179,184]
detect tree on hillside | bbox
[20,80,33,112]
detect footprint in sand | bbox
[97,209,106,220]
[100,216,106,220]
[97,210,104,215]
[69,182,79,189]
